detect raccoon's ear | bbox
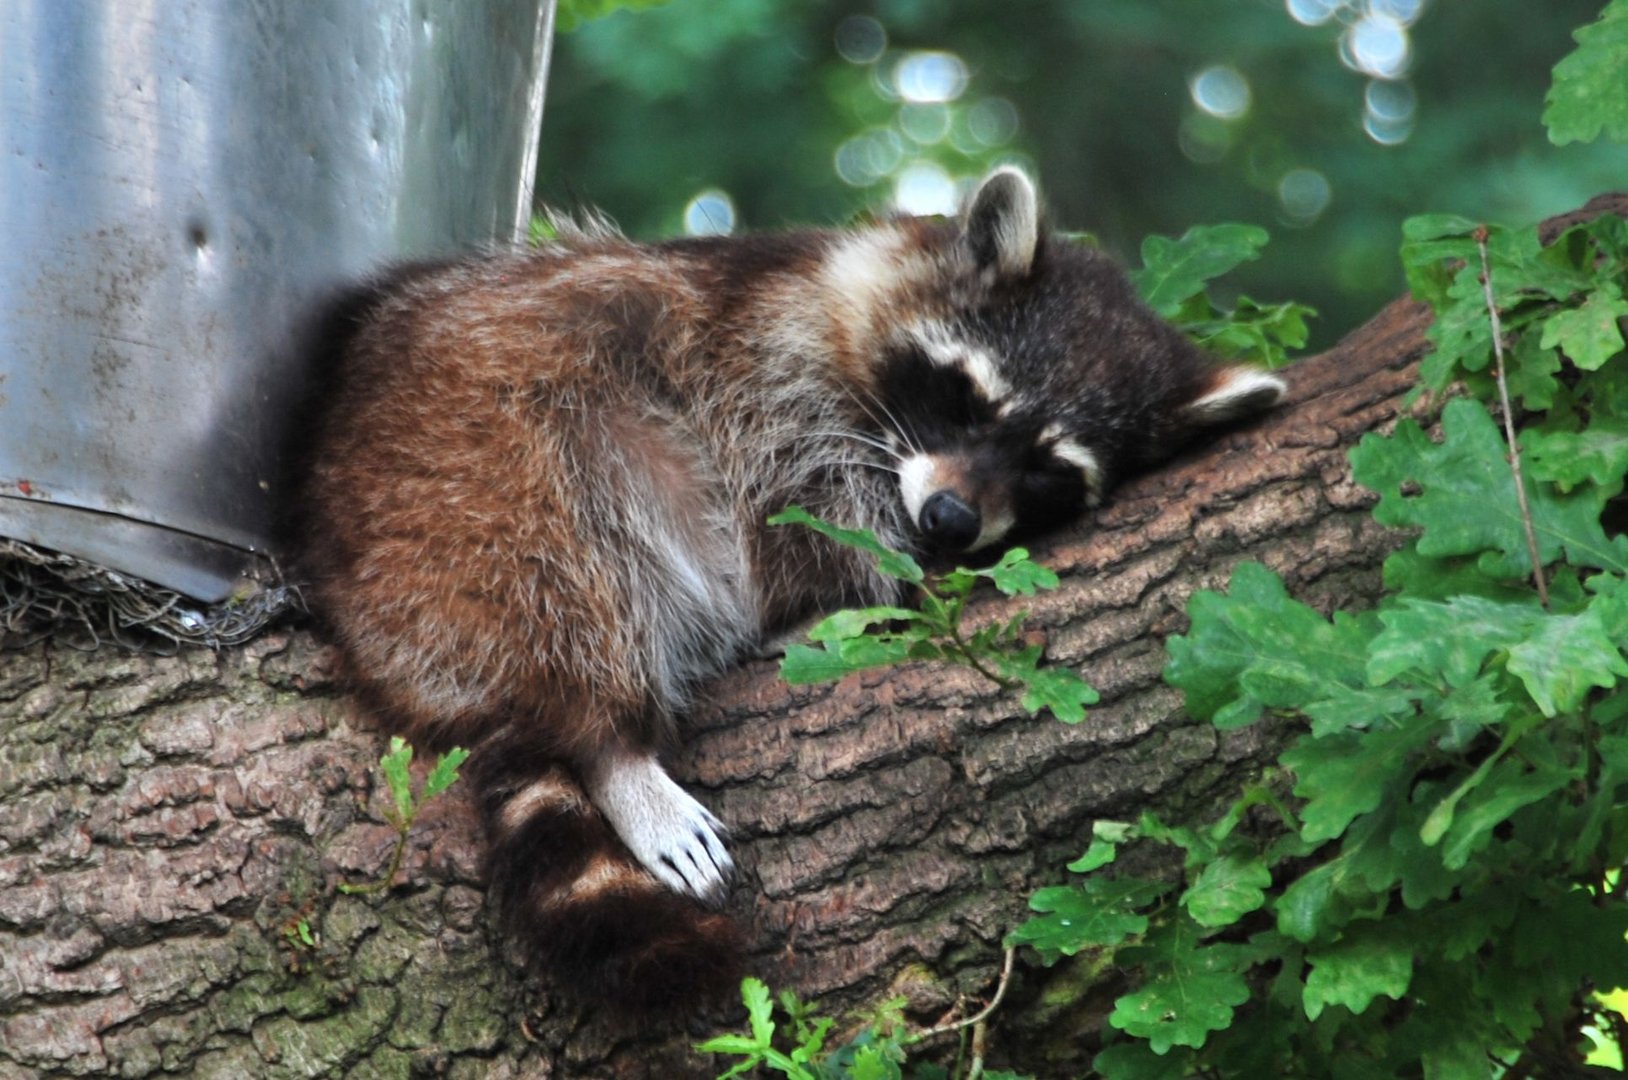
[963,166,1040,281]
[1181,366,1288,425]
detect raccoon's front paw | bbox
[586,752,734,903]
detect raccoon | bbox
[299,167,1285,1014]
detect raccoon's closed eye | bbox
[878,346,998,445]
[936,368,995,427]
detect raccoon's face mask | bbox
[876,166,1285,555]
[878,336,1095,553]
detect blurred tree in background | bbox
[538,0,1628,349]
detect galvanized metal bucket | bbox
[0,0,556,604]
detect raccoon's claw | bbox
[658,810,735,908]
[587,751,735,903]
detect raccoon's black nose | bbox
[919,491,981,550]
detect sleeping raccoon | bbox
[299,167,1285,1013]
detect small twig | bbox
[968,1015,989,1080]
[1474,225,1549,609]
[908,947,1017,1047]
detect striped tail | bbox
[469,745,744,1014]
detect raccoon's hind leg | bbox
[471,726,743,1013]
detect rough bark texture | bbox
[0,294,1430,1079]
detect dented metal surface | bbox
[0,0,556,602]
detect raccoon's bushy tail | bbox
[468,740,743,1013]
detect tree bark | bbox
[0,289,1431,1078]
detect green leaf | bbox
[847,1044,898,1080]
[379,736,414,824]
[1094,1040,1197,1080]
[1069,821,1136,873]
[1544,0,1628,145]
[1010,877,1169,958]
[1418,721,1531,849]
[1367,594,1541,688]
[1302,934,1414,1021]
[1181,852,1272,928]
[778,643,861,685]
[1282,723,1434,844]
[1109,921,1253,1052]
[790,1016,832,1064]
[1506,332,1565,411]
[1400,219,1596,389]
[1016,664,1099,723]
[1539,282,1628,369]
[1523,419,1628,497]
[1276,860,1344,943]
[1165,563,1374,729]
[1389,802,1464,908]
[768,507,924,584]
[1351,399,1628,576]
[1379,546,1534,604]
[1094,1042,1198,1080]
[1130,223,1270,317]
[422,746,470,800]
[1439,754,1574,869]
[971,547,1059,597]
[821,1028,903,1080]
[778,635,922,685]
[1506,603,1628,716]
[1511,889,1628,999]
[743,976,775,1047]
[1301,683,1421,737]
[1069,837,1120,873]
[1138,812,1214,864]
[806,606,920,642]
[1399,214,1483,307]
[693,1034,762,1056]
[1188,296,1318,369]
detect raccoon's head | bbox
[876,167,1287,554]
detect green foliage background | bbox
[540,0,1628,349]
[684,4,1628,1075]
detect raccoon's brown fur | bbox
[298,168,1285,1014]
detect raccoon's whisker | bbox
[792,428,896,456]
[842,384,922,456]
[820,456,900,476]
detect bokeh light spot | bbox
[834,15,887,64]
[1365,77,1416,122]
[1190,65,1252,120]
[967,97,1019,147]
[899,102,952,144]
[1286,0,1342,26]
[1363,108,1414,145]
[893,162,958,216]
[683,189,736,235]
[1279,168,1332,223]
[1342,13,1411,78]
[894,51,969,103]
[1370,0,1424,26]
[834,128,907,186]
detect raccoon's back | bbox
[300,248,755,746]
